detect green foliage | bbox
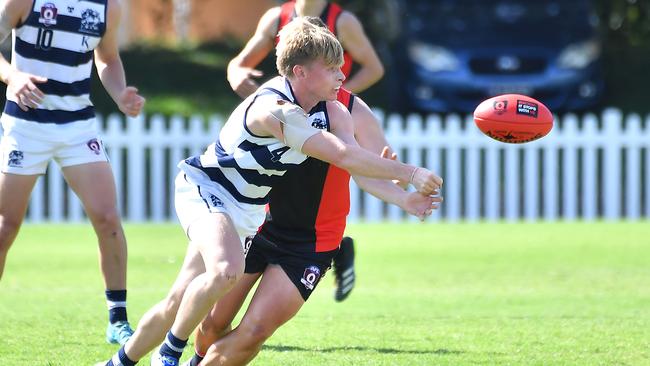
[593,0,650,114]
[1,222,649,365]
[90,42,243,117]
[595,0,650,46]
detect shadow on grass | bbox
[263,344,463,355]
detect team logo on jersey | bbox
[300,265,321,290]
[39,3,58,26]
[87,138,102,155]
[309,112,328,130]
[7,150,24,167]
[79,8,101,35]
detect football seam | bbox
[473,116,553,126]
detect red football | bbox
[473,94,554,143]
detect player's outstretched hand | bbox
[7,71,46,111]
[228,66,264,98]
[118,86,145,117]
[403,190,443,221]
[410,167,443,195]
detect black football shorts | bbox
[244,234,338,301]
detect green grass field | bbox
[1,222,649,365]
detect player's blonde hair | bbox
[276,16,344,78]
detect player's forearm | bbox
[97,57,127,104]
[0,56,13,84]
[353,175,409,208]
[343,65,384,93]
[335,143,414,183]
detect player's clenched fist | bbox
[117,86,145,117]
[409,167,443,196]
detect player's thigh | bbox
[175,175,248,273]
[0,172,39,223]
[188,213,244,274]
[239,265,305,332]
[61,161,118,214]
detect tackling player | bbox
[228,0,389,302]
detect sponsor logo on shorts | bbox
[492,100,508,114]
[7,150,24,167]
[87,138,102,155]
[209,194,224,208]
[243,236,253,257]
[300,265,321,290]
[516,100,538,118]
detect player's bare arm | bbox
[256,100,441,194]
[352,97,409,188]
[336,11,384,93]
[0,0,46,111]
[226,7,281,98]
[94,0,144,117]
[355,174,443,220]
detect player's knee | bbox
[199,318,230,339]
[0,215,23,250]
[88,206,122,232]
[240,321,275,345]
[205,262,244,292]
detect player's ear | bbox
[293,64,306,79]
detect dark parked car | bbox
[391,0,604,114]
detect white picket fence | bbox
[21,108,650,223]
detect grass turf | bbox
[0,222,649,365]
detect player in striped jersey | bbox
[228,0,394,302]
[98,17,441,366]
[0,0,144,345]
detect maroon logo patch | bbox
[87,138,102,155]
[300,266,321,290]
[39,3,58,26]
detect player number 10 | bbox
[36,28,54,50]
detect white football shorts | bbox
[174,172,266,248]
[0,115,108,175]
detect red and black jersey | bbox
[276,1,354,78]
[258,88,355,253]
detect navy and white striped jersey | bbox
[179,76,329,206]
[3,0,106,124]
